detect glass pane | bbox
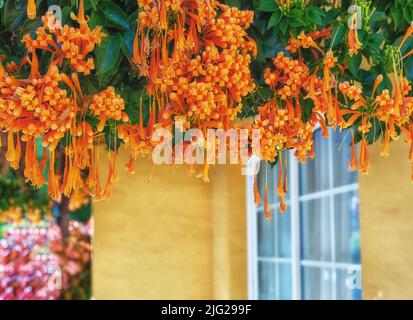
[257,210,275,257]
[300,198,332,261]
[299,129,330,195]
[278,263,292,300]
[258,262,276,300]
[302,266,333,300]
[275,207,291,258]
[331,129,358,187]
[334,192,361,264]
[336,268,362,300]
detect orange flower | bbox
[27,0,36,20]
[90,87,129,131]
[0,4,123,202]
[263,183,272,221]
[277,152,286,213]
[348,19,362,56]
[359,136,370,174]
[297,31,324,54]
[400,23,413,50]
[349,131,358,171]
[253,172,261,207]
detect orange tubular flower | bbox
[48,150,61,202]
[359,136,370,175]
[27,0,36,20]
[277,152,286,213]
[70,0,87,27]
[263,182,272,221]
[381,124,391,157]
[298,32,324,54]
[253,172,261,207]
[400,24,413,50]
[11,134,22,170]
[409,124,413,181]
[348,14,362,57]
[349,131,358,171]
[323,50,338,124]
[6,131,16,164]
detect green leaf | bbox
[61,6,72,25]
[370,11,387,31]
[279,18,288,34]
[122,88,150,125]
[330,24,346,47]
[404,7,413,24]
[89,10,107,30]
[88,0,98,11]
[268,10,282,29]
[104,125,122,152]
[307,7,323,25]
[251,28,282,62]
[257,0,277,12]
[4,0,26,31]
[253,11,268,34]
[325,8,341,24]
[81,77,100,95]
[345,53,362,78]
[96,33,122,85]
[121,24,136,59]
[100,0,130,31]
[288,9,306,28]
[225,0,242,8]
[300,97,314,123]
[390,2,402,27]
[250,60,265,84]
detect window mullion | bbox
[328,131,337,300]
[246,157,260,300]
[289,151,301,300]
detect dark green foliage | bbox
[1,0,413,150]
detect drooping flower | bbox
[27,0,36,20]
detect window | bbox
[247,129,362,300]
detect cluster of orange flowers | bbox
[258,51,316,162]
[124,0,256,176]
[1,0,412,219]
[338,74,413,174]
[23,9,101,75]
[252,26,413,219]
[0,1,127,202]
[89,87,129,131]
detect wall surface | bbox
[92,148,247,300]
[359,139,413,300]
[93,138,413,300]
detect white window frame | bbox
[247,135,361,300]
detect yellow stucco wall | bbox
[359,139,413,300]
[93,138,413,300]
[92,148,247,300]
